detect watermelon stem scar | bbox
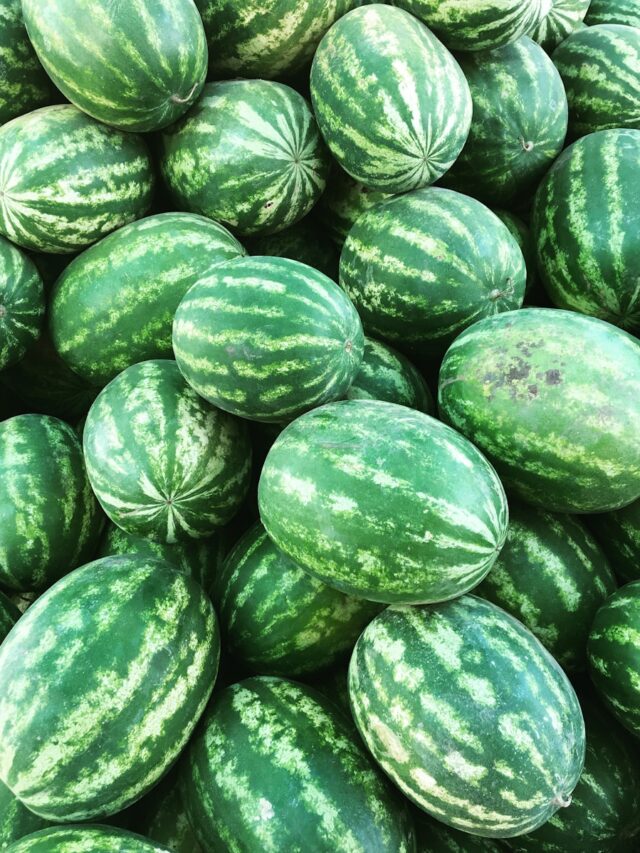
[553,794,572,808]
[171,82,199,105]
[521,138,534,152]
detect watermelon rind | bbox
[0,235,44,371]
[589,498,640,583]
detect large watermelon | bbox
[246,218,339,281]
[0,236,44,370]
[317,165,393,249]
[160,80,330,237]
[310,5,472,193]
[259,400,508,604]
[0,554,219,821]
[5,826,172,852]
[438,308,640,513]
[83,360,251,544]
[589,499,640,583]
[180,676,415,852]
[0,105,154,254]
[0,590,19,640]
[527,0,591,51]
[49,213,245,386]
[172,256,364,423]
[349,596,586,837]
[347,338,434,413]
[0,779,50,851]
[585,0,640,27]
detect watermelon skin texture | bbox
[0,590,19,641]
[347,338,434,414]
[438,308,640,513]
[318,166,393,250]
[527,0,591,51]
[5,826,172,852]
[589,498,640,583]
[533,129,640,332]
[0,414,102,591]
[0,105,154,254]
[173,256,364,423]
[0,236,44,370]
[0,780,51,851]
[259,400,508,604]
[310,5,472,193]
[0,554,220,822]
[22,0,207,132]
[414,811,502,851]
[585,0,640,27]
[340,188,526,359]
[349,596,586,838]
[160,80,329,237]
[180,676,416,853]
[246,218,339,281]
[476,502,616,671]
[134,770,202,853]
[0,0,53,126]
[49,213,245,386]
[442,37,568,207]
[84,360,251,544]
[493,210,541,302]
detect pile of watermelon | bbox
[1,0,639,850]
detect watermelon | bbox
[588,581,640,738]
[438,308,640,513]
[349,596,585,837]
[160,80,330,237]
[22,0,207,132]
[0,105,154,254]
[585,0,640,27]
[493,210,541,301]
[5,826,172,852]
[0,780,50,851]
[347,338,435,414]
[0,235,44,370]
[246,218,339,281]
[317,165,393,249]
[0,590,19,640]
[340,188,526,359]
[0,554,219,821]
[442,37,568,207]
[134,770,202,853]
[414,811,502,851]
[306,664,352,718]
[532,129,640,331]
[0,414,102,591]
[172,256,364,423]
[3,590,36,616]
[259,399,508,604]
[0,0,53,126]
[527,0,591,51]
[589,499,640,583]
[310,5,472,193]
[84,360,251,544]
[49,213,245,386]
[476,502,616,671]
[551,25,640,138]
[180,676,415,852]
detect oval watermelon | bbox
[317,165,393,249]
[585,0,640,27]
[246,218,339,281]
[527,0,591,51]
[589,499,640,583]
[5,826,172,852]
[347,338,435,414]
[0,235,44,370]
[0,0,53,126]
[0,779,51,851]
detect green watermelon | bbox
[84,360,251,544]
[527,0,591,51]
[438,308,640,513]
[0,779,51,851]
[259,400,508,604]
[0,235,44,370]
[306,664,352,718]
[475,502,616,671]
[49,213,245,386]
[0,105,154,254]
[22,0,207,132]
[349,596,585,837]
[414,811,502,851]
[0,554,219,821]
[347,338,434,414]
[3,590,36,616]
[589,499,640,583]
[340,188,526,359]
[172,256,364,423]
[493,210,540,301]
[310,5,472,193]
[442,37,568,207]
[134,770,202,853]
[0,590,19,640]
[5,826,172,852]
[0,0,53,126]
[180,676,415,852]
[585,0,640,27]
[532,129,640,331]
[246,218,339,280]
[317,165,393,249]
[160,80,329,237]
[0,414,102,591]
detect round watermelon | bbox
[585,0,640,27]
[317,165,393,249]
[589,499,640,583]
[0,0,53,126]
[246,218,339,281]
[347,338,434,413]
[0,235,44,370]
[5,826,172,852]
[527,0,591,51]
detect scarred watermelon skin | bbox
[5,826,172,852]
[585,0,640,27]
[589,498,640,583]
[527,0,591,51]
[0,235,44,370]
[0,0,53,126]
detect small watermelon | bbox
[0,0,53,126]
[317,165,393,249]
[5,826,172,852]
[589,499,640,583]
[0,235,44,370]
[347,338,435,413]
[527,0,591,51]
[246,218,339,281]
[585,0,640,27]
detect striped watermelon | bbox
[246,218,339,281]
[0,554,219,821]
[347,338,435,414]
[493,210,541,301]
[318,166,393,249]
[415,811,502,851]
[259,400,508,604]
[340,188,526,359]
[476,502,616,671]
[532,129,640,331]
[84,360,251,544]
[5,827,172,852]
[160,80,329,237]
[442,37,568,207]
[349,596,586,837]
[180,676,416,851]
[0,414,102,591]
[0,0,53,126]
[172,256,364,423]
[588,581,640,738]
[49,213,245,386]
[527,0,591,51]
[0,105,154,254]
[0,236,44,370]
[134,770,202,853]
[310,5,472,193]
[438,308,640,513]
[552,25,640,138]
[0,780,50,851]
[589,499,640,583]
[22,0,207,132]
[585,0,640,27]
[0,590,19,640]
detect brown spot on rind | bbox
[545,369,562,385]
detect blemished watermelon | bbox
[160,80,330,237]
[0,554,220,821]
[0,105,154,254]
[134,770,202,853]
[585,0,640,27]
[349,596,586,838]
[83,360,251,544]
[589,499,640,583]
[310,5,472,193]
[532,129,640,331]
[172,256,364,423]
[4,826,173,852]
[347,338,435,414]
[0,590,19,641]
[0,0,53,126]
[317,165,393,249]
[340,188,526,359]
[527,0,591,51]
[0,235,44,370]
[259,400,508,604]
[438,308,640,513]
[49,213,245,386]
[246,218,339,281]
[180,676,416,852]
[0,779,50,851]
